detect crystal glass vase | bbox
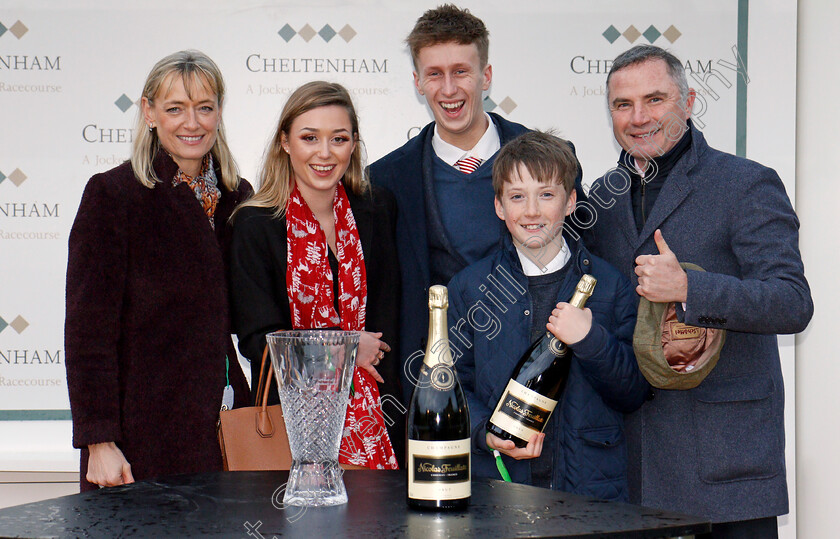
[266,329,359,507]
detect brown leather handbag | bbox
[217,347,292,470]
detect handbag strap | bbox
[254,344,274,412]
[261,356,274,410]
[254,344,275,437]
[255,345,269,408]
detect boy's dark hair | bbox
[492,131,580,197]
[406,4,489,69]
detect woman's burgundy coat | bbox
[64,152,252,491]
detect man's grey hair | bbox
[606,45,689,104]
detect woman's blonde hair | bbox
[130,50,240,190]
[237,81,366,219]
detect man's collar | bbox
[619,120,694,179]
[431,113,501,166]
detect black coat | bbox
[65,152,252,491]
[228,183,404,464]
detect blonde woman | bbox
[230,81,403,469]
[65,50,251,491]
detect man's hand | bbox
[547,303,592,345]
[87,442,134,487]
[634,229,688,303]
[486,431,544,460]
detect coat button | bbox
[583,259,590,266]
[524,310,530,316]
[646,389,656,401]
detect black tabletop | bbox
[0,471,709,538]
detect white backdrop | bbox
[0,0,797,533]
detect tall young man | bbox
[369,5,581,398]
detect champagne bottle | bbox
[407,285,471,510]
[486,274,596,448]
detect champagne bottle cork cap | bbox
[428,285,449,309]
[577,274,597,295]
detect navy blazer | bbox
[368,113,530,403]
[586,124,813,522]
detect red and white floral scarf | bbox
[285,182,398,470]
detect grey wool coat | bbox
[584,124,813,523]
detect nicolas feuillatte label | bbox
[489,379,557,440]
[407,439,471,500]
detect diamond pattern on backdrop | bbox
[10,316,29,334]
[9,20,28,39]
[603,24,681,44]
[114,94,134,112]
[338,24,356,42]
[602,25,621,44]
[663,25,682,43]
[298,24,317,42]
[8,169,27,187]
[622,25,641,43]
[278,23,296,42]
[319,24,337,42]
[499,97,518,115]
[643,25,662,43]
[277,23,358,42]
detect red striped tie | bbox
[455,156,482,174]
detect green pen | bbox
[494,450,512,482]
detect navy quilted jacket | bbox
[447,233,649,501]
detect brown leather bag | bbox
[217,347,292,470]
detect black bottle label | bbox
[413,454,470,482]
[407,439,471,500]
[489,380,557,441]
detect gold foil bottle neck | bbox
[569,275,597,309]
[429,285,449,310]
[424,285,453,368]
[576,274,597,295]
[543,275,597,353]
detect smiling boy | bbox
[446,131,648,500]
[369,5,582,399]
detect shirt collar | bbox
[431,113,501,166]
[515,237,571,277]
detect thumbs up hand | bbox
[634,229,688,303]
